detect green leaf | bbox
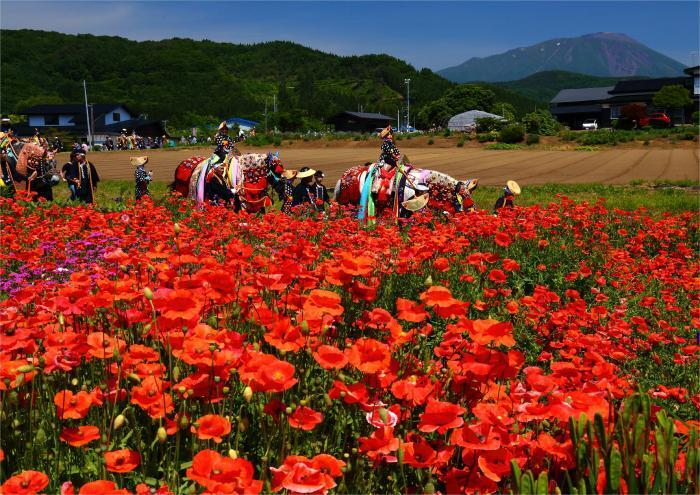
[609,448,622,491]
[594,413,608,453]
[536,471,549,495]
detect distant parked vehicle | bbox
[582,119,598,130]
[639,112,672,128]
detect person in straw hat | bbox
[494,180,521,214]
[454,178,479,213]
[291,166,317,208]
[280,168,297,214]
[132,156,152,200]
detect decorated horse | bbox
[172,151,285,213]
[0,133,60,200]
[334,159,478,220]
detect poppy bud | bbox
[397,444,404,465]
[58,313,65,326]
[243,386,253,403]
[174,223,181,234]
[424,275,433,287]
[35,428,47,443]
[213,376,221,383]
[157,426,167,443]
[17,364,34,373]
[285,407,293,415]
[206,315,218,328]
[228,449,238,459]
[172,366,181,382]
[324,394,333,407]
[12,418,21,429]
[143,287,153,301]
[378,408,389,424]
[424,482,436,494]
[238,418,248,432]
[223,386,230,394]
[14,374,25,387]
[119,264,128,272]
[178,415,189,429]
[253,343,260,351]
[71,378,78,386]
[300,399,307,406]
[114,414,126,430]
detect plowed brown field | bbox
[57,146,700,186]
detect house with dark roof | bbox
[550,72,697,128]
[14,103,167,142]
[326,111,395,132]
[607,76,696,122]
[549,87,614,129]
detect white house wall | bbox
[104,106,131,125]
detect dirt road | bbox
[58,146,699,186]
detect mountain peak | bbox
[439,33,686,82]
[582,32,639,43]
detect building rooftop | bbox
[550,87,614,104]
[608,77,689,94]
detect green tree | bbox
[492,102,516,121]
[417,84,496,128]
[653,85,692,123]
[521,109,560,135]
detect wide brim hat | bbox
[297,167,316,179]
[465,178,479,192]
[218,121,228,131]
[130,156,148,167]
[379,126,393,139]
[282,169,298,179]
[505,180,521,196]
[402,193,430,212]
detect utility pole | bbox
[404,78,411,131]
[273,94,277,113]
[83,80,92,148]
[89,104,95,148]
[397,109,400,131]
[264,99,268,133]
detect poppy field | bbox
[0,195,698,495]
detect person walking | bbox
[132,156,152,200]
[280,169,297,214]
[313,170,330,211]
[67,150,100,204]
[61,151,78,201]
[494,180,521,214]
[291,167,316,208]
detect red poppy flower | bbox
[78,480,130,495]
[396,298,428,322]
[86,332,126,360]
[59,425,101,447]
[104,449,141,473]
[418,399,466,434]
[254,359,298,393]
[1,470,49,495]
[495,232,511,247]
[54,389,92,419]
[488,269,507,283]
[288,406,324,431]
[191,414,231,443]
[312,345,348,370]
[346,338,391,374]
[186,449,262,494]
[358,426,400,462]
[153,288,204,322]
[466,319,516,347]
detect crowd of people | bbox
[2,123,519,216]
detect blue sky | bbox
[2,1,698,70]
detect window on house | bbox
[44,115,59,125]
[112,112,121,122]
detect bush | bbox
[560,131,576,142]
[521,110,560,136]
[475,117,505,132]
[692,111,699,125]
[443,129,451,137]
[457,138,465,147]
[427,138,434,145]
[526,133,540,145]
[499,124,525,144]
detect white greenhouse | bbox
[447,110,506,132]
